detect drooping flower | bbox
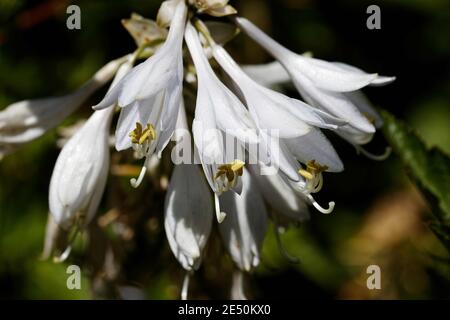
[49,107,114,230]
[94,0,187,188]
[208,40,344,181]
[234,17,395,146]
[164,163,213,271]
[164,103,214,271]
[218,168,268,271]
[0,56,128,158]
[185,21,258,197]
[249,164,309,223]
[49,60,133,231]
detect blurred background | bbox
[0,0,449,299]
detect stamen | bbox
[53,245,72,263]
[273,223,299,264]
[215,160,245,192]
[298,160,328,193]
[53,221,81,263]
[181,272,190,301]
[298,169,314,180]
[355,145,392,161]
[231,271,247,300]
[363,112,377,125]
[130,165,148,188]
[214,193,227,223]
[307,194,335,214]
[129,122,156,149]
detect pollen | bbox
[215,159,245,182]
[129,122,156,145]
[299,160,328,180]
[363,112,376,125]
[298,160,328,193]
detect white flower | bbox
[48,60,133,230]
[209,41,343,181]
[0,56,127,157]
[234,17,395,145]
[185,21,257,196]
[218,168,268,271]
[242,61,292,88]
[49,107,114,230]
[164,102,214,271]
[249,164,309,222]
[164,163,213,271]
[212,44,342,138]
[95,1,187,188]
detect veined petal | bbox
[49,107,114,229]
[258,130,301,182]
[0,56,126,144]
[331,62,396,87]
[164,164,213,271]
[212,45,313,138]
[249,164,310,222]
[185,22,259,145]
[242,61,291,88]
[291,56,378,92]
[115,92,165,151]
[343,91,383,128]
[234,17,380,92]
[94,1,186,109]
[284,128,344,172]
[292,72,376,134]
[218,168,268,271]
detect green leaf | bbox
[381,110,450,249]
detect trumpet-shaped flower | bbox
[209,41,343,181]
[164,163,213,271]
[164,102,213,271]
[211,44,342,138]
[48,60,132,230]
[234,17,395,145]
[0,56,127,157]
[249,164,309,222]
[49,106,114,230]
[95,1,187,188]
[218,168,268,271]
[185,22,258,195]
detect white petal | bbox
[95,1,186,109]
[292,56,378,92]
[185,22,259,145]
[0,56,126,148]
[343,91,383,128]
[331,62,396,87]
[242,61,291,88]
[284,128,344,172]
[218,169,268,271]
[164,164,213,270]
[212,45,312,138]
[259,131,301,181]
[249,164,310,222]
[235,17,379,92]
[49,108,113,229]
[292,72,375,134]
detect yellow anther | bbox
[298,169,314,180]
[129,122,156,145]
[215,159,245,182]
[298,160,328,180]
[363,112,376,125]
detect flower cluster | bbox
[0,0,394,299]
